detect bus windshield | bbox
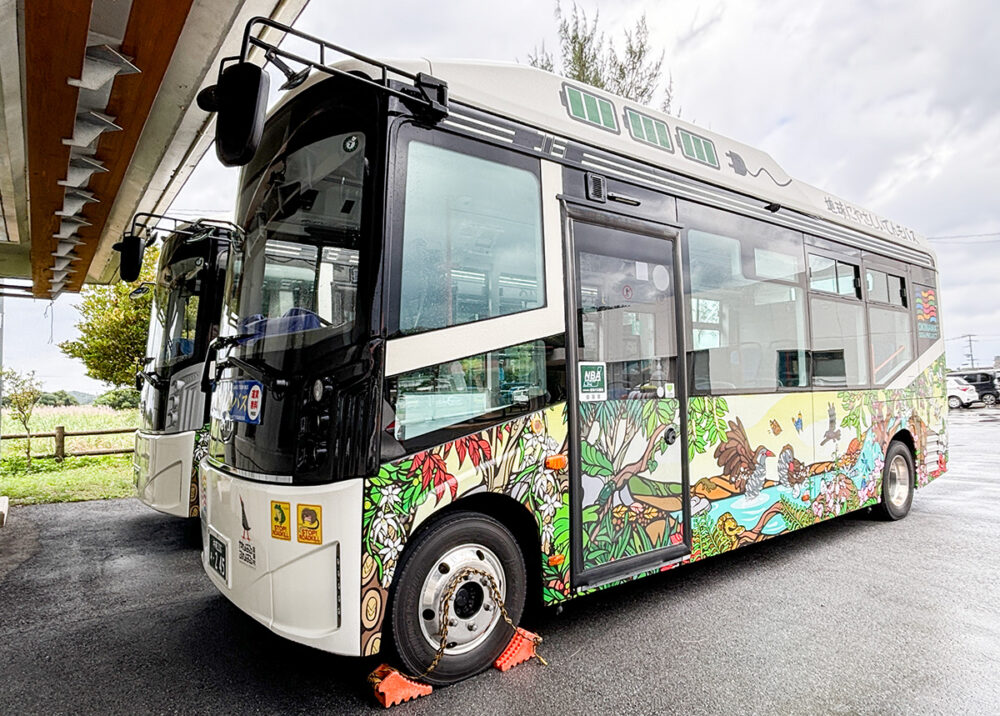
[146,243,204,371]
[223,124,366,353]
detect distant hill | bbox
[68,391,96,405]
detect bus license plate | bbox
[208,533,228,582]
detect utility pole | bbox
[962,334,976,368]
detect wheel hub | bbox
[887,453,910,508]
[418,543,505,655]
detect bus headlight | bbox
[312,378,325,403]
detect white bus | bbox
[129,216,234,518]
[193,20,946,685]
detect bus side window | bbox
[681,202,809,392]
[386,338,550,446]
[395,139,545,336]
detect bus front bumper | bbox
[199,461,363,656]
[134,429,196,518]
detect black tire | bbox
[389,511,526,686]
[875,441,914,521]
[984,393,998,407]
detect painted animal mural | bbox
[358,356,947,654]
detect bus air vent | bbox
[586,173,607,203]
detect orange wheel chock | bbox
[493,627,548,672]
[368,664,433,708]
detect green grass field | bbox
[1,406,137,505]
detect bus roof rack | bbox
[124,213,242,247]
[236,17,449,121]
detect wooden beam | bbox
[67,0,196,293]
[24,0,92,297]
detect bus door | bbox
[564,205,690,588]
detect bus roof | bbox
[275,58,934,260]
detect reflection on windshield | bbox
[147,254,203,369]
[225,131,365,346]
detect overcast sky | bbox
[4,0,998,393]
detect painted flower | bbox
[371,512,400,543]
[382,564,396,586]
[539,489,561,520]
[378,534,404,566]
[541,522,554,552]
[377,483,401,508]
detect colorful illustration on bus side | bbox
[579,397,684,570]
[358,356,947,654]
[689,357,947,559]
[359,405,570,656]
[915,289,940,340]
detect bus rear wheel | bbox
[876,441,914,520]
[389,511,526,686]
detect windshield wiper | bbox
[138,368,168,389]
[216,354,289,391]
[201,334,290,394]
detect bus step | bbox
[368,664,433,708]
[494,627,547,672]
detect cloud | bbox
[7,0,999,389]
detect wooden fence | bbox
[0,426,135,460]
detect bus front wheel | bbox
[389,511,526,686]
[876,441,914,520]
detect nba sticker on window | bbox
[579,362,607,402]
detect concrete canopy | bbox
[0,0,308,298]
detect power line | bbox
[926,231,1000,239]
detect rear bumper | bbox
[199,461,363,656]
[134,430,196,518]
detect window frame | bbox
[386,122,548,339]
[807,246,863,299]
[862,253,910,308]
[382,334,564,456]
[680,200,813,396]
[804,244,871,389]
[862,253,916,386]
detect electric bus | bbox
[194,20,947,684]
[131,216,234,518]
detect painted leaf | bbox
[580,441,614,477]
[407,450,457,502]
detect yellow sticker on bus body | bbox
[271,501,291,540]
[297,504,323,545]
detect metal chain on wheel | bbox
[414,565,546,680]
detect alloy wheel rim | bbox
[418,543,505,655]
[887,453,910,509]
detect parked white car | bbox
[947,376,979,409]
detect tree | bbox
[38,390,80,407]
[59,245,159,387]
[94,387,141,410]
[529,2,674,113]
[1,368,43,466]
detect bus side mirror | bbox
[197,62,270,167]
[113,232,145,282]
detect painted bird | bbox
[713,417,774,500]
[776,444,809,497]
[239,496,251,540]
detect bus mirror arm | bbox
[201,339,221,394]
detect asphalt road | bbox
[2,409,999,714]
